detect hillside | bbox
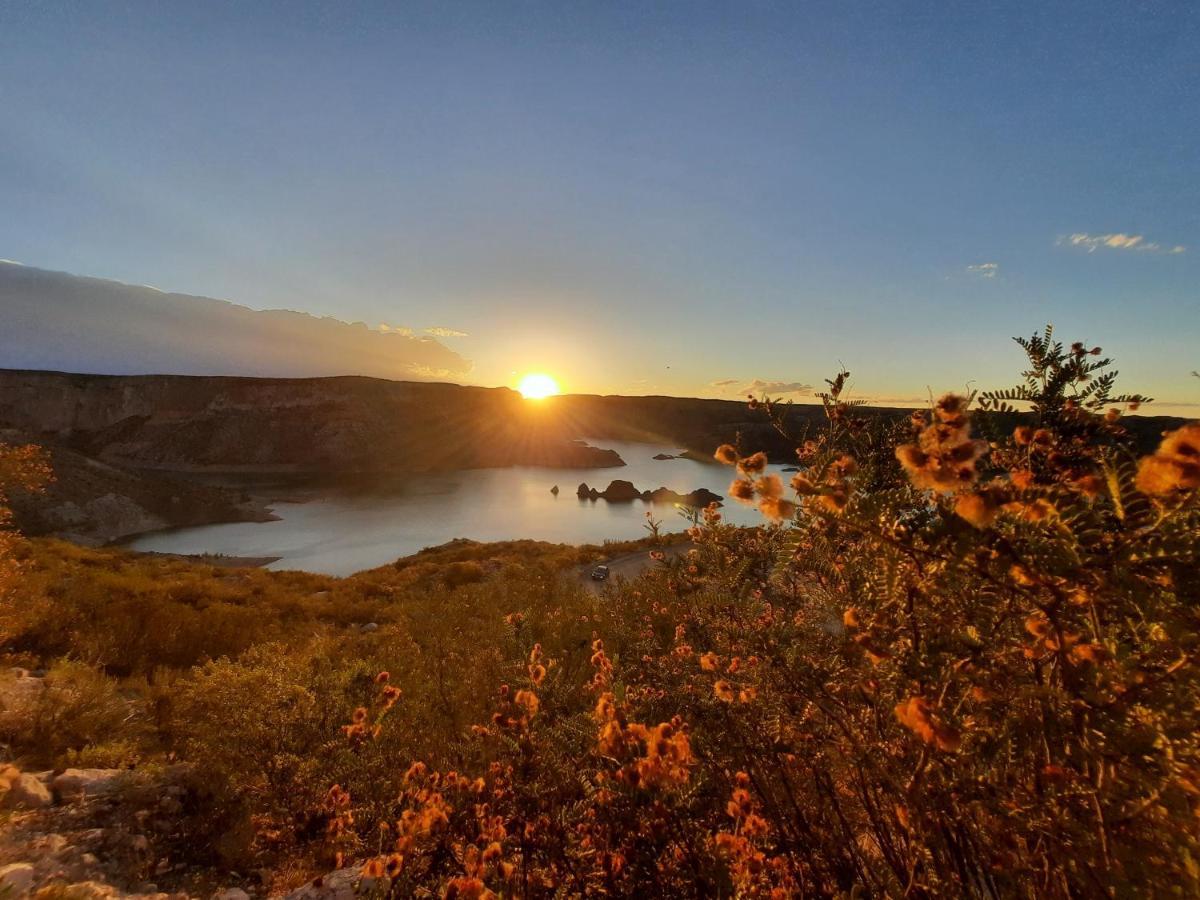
[1,368,1189,545]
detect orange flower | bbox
[699,652,720,671]
[954,492,997,529]
[714,444,739,465]
[714,680,736,702]
[894,696,961,752]
[729,479,756,503]
[738,451,769,475]
[1137,423,1200,495]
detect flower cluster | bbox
[895,393,988,492]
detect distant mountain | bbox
[0,262,469,380]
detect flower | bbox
[1136,423,1200,495]
[714,444,738,465]
[738,452,769,475]
[729,479,756,503]
[896,394,987,493]
[894,696,961,752]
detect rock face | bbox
[2,772,53,809]
[577,481,723,507]
[282,867,362,899]
[0,369,625,542]
[0,862,35,895]
[52,768,128,802]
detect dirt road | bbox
[575,542,694,593]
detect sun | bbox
[517,373,560,400]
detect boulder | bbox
[576,482,594,500]
[550,484,559,495]
[2,771,53,809]
[652,453,676,460]
[598,480,642,502]
[53,768,127,802]
[0,863,34,896]
[646,487,724,508]
[283,867,361,900]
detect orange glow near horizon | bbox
[517,373,560,400]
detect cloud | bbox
[425,326,468,338]
[1059,233,1186,255]
[378,323,414,336]
[0,263,472,380]
[967,262,999,278]
[744,379,813,396]
[709,379,739,388]
[0,259,24,266]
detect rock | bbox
[32,832,69,858]
[576,482,591,499]
[359,622,378,633]
[550,484,559,495]
[213,890,251,900]
[2,771,53,809]
[646,487,724,508]
[282,867,360,899]
[598,480,642,502]
[53,768,127,802]
[652,453,676,460]
[0,668,45,707]
[0,862,35,895]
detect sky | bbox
[1,1,1197,410]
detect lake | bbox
[127,440,790,575]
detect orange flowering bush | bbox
[309,328,1196,897]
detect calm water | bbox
[128,440,789,575]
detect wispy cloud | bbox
[710,377,813,397]
[426,326,468,338]
[0,259,24,266]
[967,262,999,278]
[1059,233,1186,255]
[378,323,414,336]
[744,379,813,396]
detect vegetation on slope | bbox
[0,328,1196,897]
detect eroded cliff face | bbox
[0,370,624,543]
[0,370,623,473]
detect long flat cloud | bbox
[1059,233,1186,254]
[0,263,470,380]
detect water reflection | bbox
[128,440,789,575]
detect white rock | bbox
[281,867,359,899]
[53,768,127,801]
[2,771,54,809]
[0,862,35,895]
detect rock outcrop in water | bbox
[576,480,723,507]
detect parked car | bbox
[590,565,610,581]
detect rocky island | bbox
[576,479,723,507]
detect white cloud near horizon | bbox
[1059,233,1186,254]
[426,326,469,338]
[709,378,812,396]
[967,262,999,278]
[744,379,814,396]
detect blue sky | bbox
[1,1,1197,408]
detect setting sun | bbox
[517,373,560,400]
